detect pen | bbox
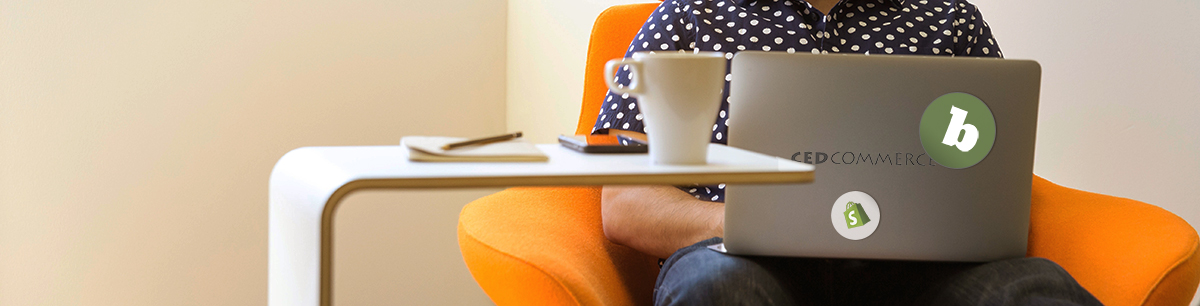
[442,131,523,151]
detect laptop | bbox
[722,51,1041,262]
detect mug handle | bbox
[605,58,644,96]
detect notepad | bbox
[401,136,548,162]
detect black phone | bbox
[558,134,648,153]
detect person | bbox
[593,0,1104,305]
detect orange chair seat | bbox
[458,186,660,305]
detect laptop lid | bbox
[724,52,1040,262]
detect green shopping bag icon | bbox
[843,201,871,229]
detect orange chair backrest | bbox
[575,3,661,135]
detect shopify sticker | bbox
[919,92,996,169]
[830,191,880,240]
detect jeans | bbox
[654,237,1103,306]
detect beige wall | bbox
[0,0,504,305]
[508,0,1200,304]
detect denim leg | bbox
[654,239,1099,306]
[923,257,1103,306]
[653,237,799,306]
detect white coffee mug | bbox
[605,51,726,165]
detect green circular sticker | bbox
[919,92,996,169]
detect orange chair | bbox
[457,3,1200,305]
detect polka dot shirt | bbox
[592,0,1002,203]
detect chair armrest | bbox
[1029,175,1199,306]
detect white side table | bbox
[269,144,814,306]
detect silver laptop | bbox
[723,51,1041,262]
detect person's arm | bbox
[601,185,724,259]
[595,2,716,259]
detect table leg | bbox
[269,149,357,306]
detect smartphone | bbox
[558,134,648,153]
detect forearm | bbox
[601,185,724,258]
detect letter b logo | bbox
[920,93,996,169]
[941,106,979,152]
